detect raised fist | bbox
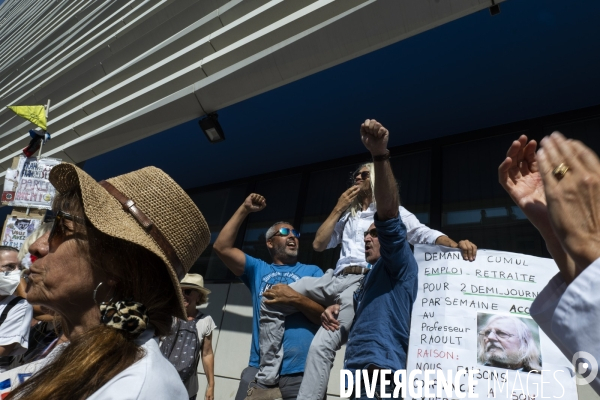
[243,193,266,213]
[360,119,389,156]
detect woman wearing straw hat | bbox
[7,164,210,400]
[177,273,216,400]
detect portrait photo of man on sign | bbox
[477,313,542,373]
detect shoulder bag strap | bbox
[0,296,23,326]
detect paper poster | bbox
[405,245,577,399]
[1,168,19,203]
[11,156,60,209]
[0,359,39,396]
[1,216,42,250]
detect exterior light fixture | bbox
[199,112,225,143]
[489,0,500,15]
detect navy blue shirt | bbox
[344,213,418,371]
[240,254,323,374]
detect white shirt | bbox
[184,314,217,398]
[530,258,600,395]
[88,328,187,400]
[1,328,188,399]
[0,295,33,372]
[328,204,444,275]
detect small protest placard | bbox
[10,156,60,209]
[2,168,19,203]
[1,215,43,250]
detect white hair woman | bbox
[7,164,210,400]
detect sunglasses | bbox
[355,171,370,180]
[183,288,197,296]
[478,328,514,340]
[363,228,378,238]
[48,210,87,243]
[270,227,301,239]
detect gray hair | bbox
[265,221,293,240]
[477,315,542,371]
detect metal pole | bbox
[38,99,50,159]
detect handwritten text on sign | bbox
[406,245,576,399]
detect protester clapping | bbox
[499,132,600,395]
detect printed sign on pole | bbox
[11,156,60,209]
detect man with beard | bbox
[477,315,542,373]
[214,195,325,400]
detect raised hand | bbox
[498,135,548,228]
[360,119,389,156]
[537,133,600,270]
[243,193,266,213]
[334,186,361,213]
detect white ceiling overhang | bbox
[0,0,503,181]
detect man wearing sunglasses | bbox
[329,119,420,399]
[213,196,325,400]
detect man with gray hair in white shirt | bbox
[246,120,477,400]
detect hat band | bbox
[99,180,186,280]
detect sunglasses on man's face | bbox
[183,289,197,296]
[355,171,370,180]
[363,228,378,238]
[48,210,87,243]
[270,227,301,239]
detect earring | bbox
[93,282,103,305]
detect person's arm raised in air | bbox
[360,119,399,220]
[360,119,418,281]
[498,134,578,283]
[313,186,361,252]
[213,194,266,276]
[537,133,600,276]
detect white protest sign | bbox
[405,245,577,399]
[12,156,60,209]
[1,216,42,250]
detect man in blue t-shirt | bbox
[214,194,324,400]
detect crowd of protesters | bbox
[0,119,596,400]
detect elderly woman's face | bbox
[26,217,100,314]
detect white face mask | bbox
[0,271,21,296]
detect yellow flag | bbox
[7,105,47,130]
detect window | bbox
[441,131,546,256]
[187,107,600,281]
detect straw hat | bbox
[180,273,211,295]
[49,163,210,319]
